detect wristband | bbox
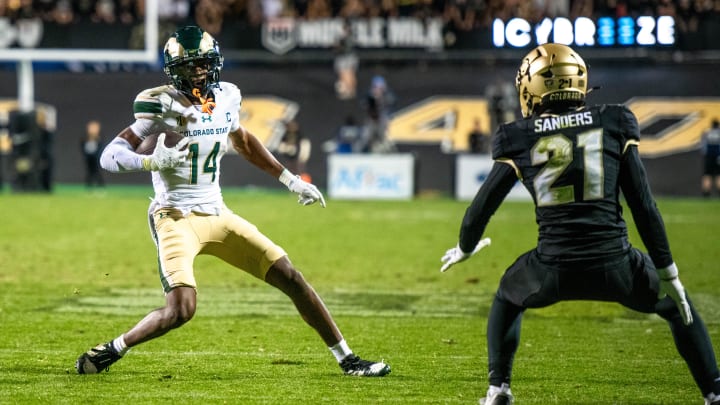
[278,168,295,187]
[657,262,679,280]
[142,157,153,171]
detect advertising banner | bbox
[455,154,532,201]
[328,154,415,200]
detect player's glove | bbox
[657,262,693,325]
[440,237,492,273]
[142,133,190,171]
[279,169,326,207]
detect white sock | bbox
[329,339,352,362]
[111,335,130,356]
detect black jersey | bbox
[460,104,672,266]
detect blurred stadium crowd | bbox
[1,0,718,35]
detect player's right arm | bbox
[100,119,187,172]
[458,162,517,253]
[99,127,147,172]
[440,160,516,272]
[101,86,186,173]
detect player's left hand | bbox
[282,171,326,207]
[657,263,693,325]
[440,238,491,273]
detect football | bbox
[135,130,186,155]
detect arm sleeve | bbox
[99,137,146,172]
[100,118,169,172]
[458,162,518,253]
[618,145,673,268]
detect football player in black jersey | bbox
[440,43,720,405]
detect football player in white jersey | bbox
[76,26,390,378]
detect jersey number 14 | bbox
[188,142,221,184]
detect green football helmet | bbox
[515,43,588,118]
[163,26,223,97]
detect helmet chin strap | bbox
[191,87,216,114]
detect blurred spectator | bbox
[540,0,569,18]
[336,115,362,153]
[3,0,33,19]
[117,0,138,24]
[333,19,359,100]
[444,0,482,32]
[276,119,312,178]
[701,118,720,197]
[158,0,191,23]
[569,0,593,18]
[92,0,117,23]
[655,0,677,16]
[360,75,396,153]
[36,109,55,192]
[51,0,76,24]
[261,0,288,19]
[305,0,332,19]
[339,0,366,17]
[195,0,226,35]
[81,120,105,189]
[468,116,490,154]
[675,0,703,49]
[2,0,719,31]
[485,76,517,133]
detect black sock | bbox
[487,296,524,387]
[657,296,720,396]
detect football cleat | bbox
[705,392,720,405]
[339,354,391,377]
[479,383,514,405]
[76,342,122,374]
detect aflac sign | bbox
[455,154,531,201]
[328,154,415,200]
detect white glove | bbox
[657,263,693,325]
[142,133,190,171]
[279,169,326,207]
[440,237,491,273]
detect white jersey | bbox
[130,82,242,215]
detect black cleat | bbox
[339,354,390,377]
[76,342,122,374]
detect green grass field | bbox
[1,185,719,404]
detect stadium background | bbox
[1,0,719,197]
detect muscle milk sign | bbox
[262,17,443,55]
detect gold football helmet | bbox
[515,43,587,118]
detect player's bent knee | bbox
[266,260,310,295]
[162,304,195,328]
[164,287,197,327]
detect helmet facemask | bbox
[163,26,224,100]
[515,43,588,118]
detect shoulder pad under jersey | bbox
[133,85,178,120]
[215,82,243,109]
